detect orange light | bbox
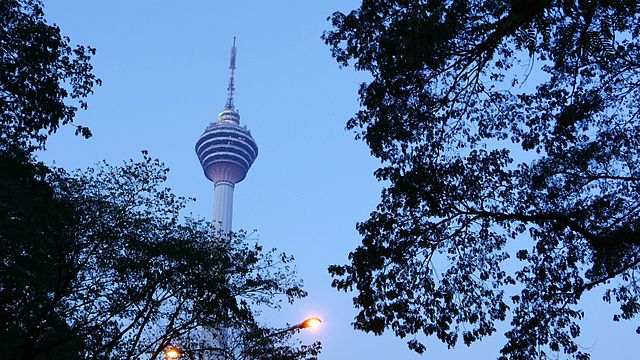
[301,317,322,329]
[165,347,182,359]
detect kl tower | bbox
[195,38,258,233]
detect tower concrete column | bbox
[213,181,234,233]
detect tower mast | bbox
[226,37,237,110]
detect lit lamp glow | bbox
[164,347,183,359]
[301,317,322,329]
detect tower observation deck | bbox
[195,38,258,233]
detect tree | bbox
[1,152,320,359]
[1,1,99,357]
[324,1,640,359]
[0,150,85,360]
[0,0,99,152]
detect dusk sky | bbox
[39,1,637,358]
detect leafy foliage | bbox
[325,1,640,358]
[0,149,84,359]
[0,0,100,151]
[0,152,315,359]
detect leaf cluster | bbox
[0,0,100,152]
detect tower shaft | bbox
[213,181,234,233]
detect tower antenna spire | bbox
[225,37,237,110]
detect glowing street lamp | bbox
[263,317,322,340]
[164,346,183,359]
[300,317,321,329]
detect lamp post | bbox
[163,317,321,360]
[256,317,322,342]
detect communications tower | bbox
[195,38,258,233]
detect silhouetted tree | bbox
[0,0,99,152]
[325,1,640,359]
[0,150,85,360]
[0,1,99,356]
[1,152,319,359]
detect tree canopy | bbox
[0,0,99,151]
[1,152,319,359]
[325,1,640,358]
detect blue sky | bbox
[40,1,637,359]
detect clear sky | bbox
[40,1,637,359]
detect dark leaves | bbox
[1,153,314,359]
[0,0,100,152]
[326,0,640,358]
